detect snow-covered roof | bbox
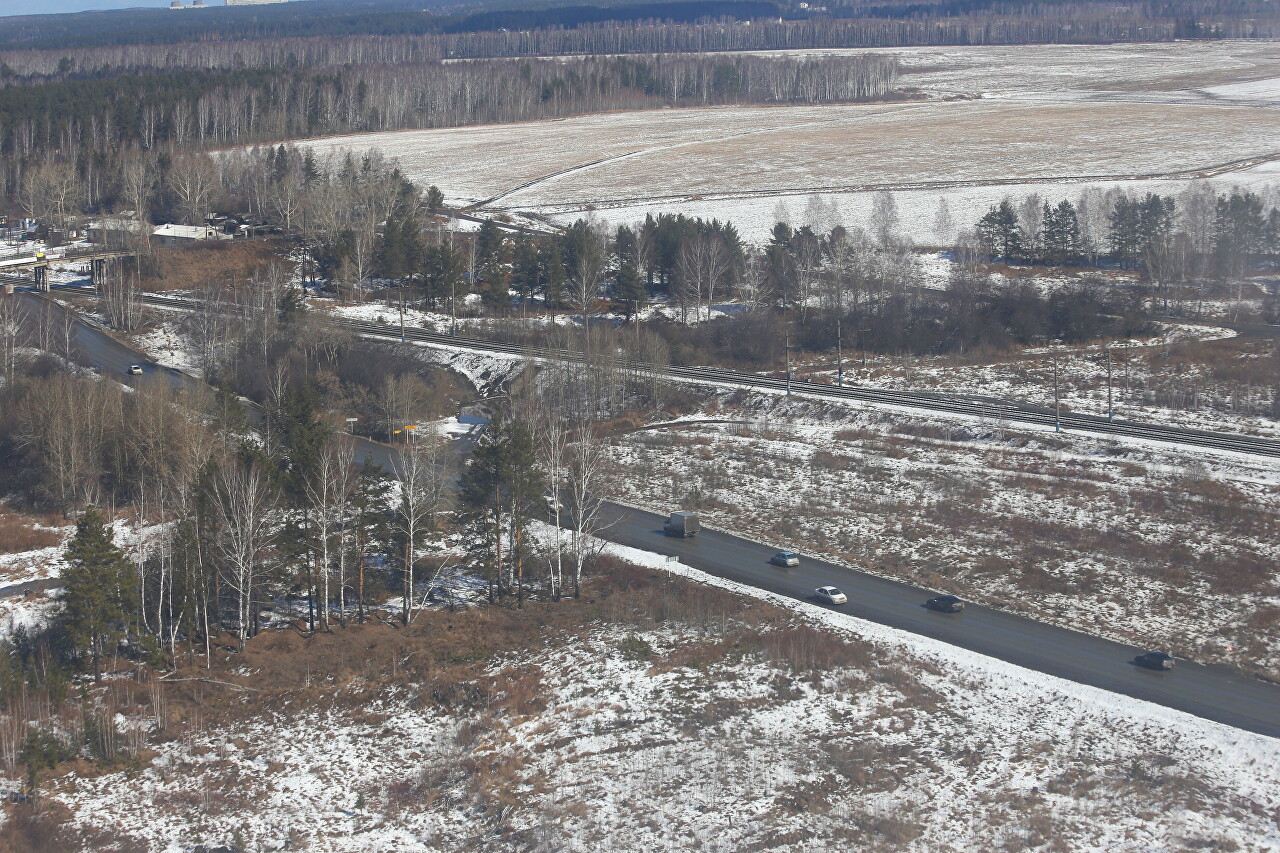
[152,224,218,240]
[89,217,146,231]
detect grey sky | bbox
[2,0,179,15]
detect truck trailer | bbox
[663,511,700,537]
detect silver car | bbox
[815,586,848,605]
[771,551,800,567]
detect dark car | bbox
[925,594,964,613]
[1134,651,1175,671]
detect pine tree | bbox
[1042,200,1081,264]
[424,185,444,216]
[978,200,1024,260]
[511,239,543,308]
[421,242,465,310]
[613,261,646,319]
[476,220,503,266]
[541,241,566,312]
[459,417,543,606]
[61,507,139,683]
[1108,196,1143,265]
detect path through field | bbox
[292,40,1280,241]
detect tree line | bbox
[975,187,1280,286]
[0,52,897,207]
[1,0,1273,57]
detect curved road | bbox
[27,292,1280,739]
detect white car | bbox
[815,586,847,605]
[128,364,144,375]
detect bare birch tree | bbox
[305,437,358,630]
[0,295,24,387]
[210,458,276,651]
[392,434,453,623]
[100,263,143,332]
[169,155,219,226]
[519,359,570,600]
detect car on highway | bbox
[770,551,800,567]
[925,594,965,613]
[1134,651,1175,671]
[128,364,144,375]
[815,586,847,605]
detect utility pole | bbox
[450,276,457,337]
[1053,358,1061,432]
[399,284,406,344]
[1106,349,1113,421]
[836,317,843,387]
[449,231,459,336]
[785,327,792,396]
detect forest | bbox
[0,0,1271,51]
[0,52,898,207]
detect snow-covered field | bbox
[791,323,1280,439]
[37,549,1280,852]
[600,389,1280,676]
[286,40,1280,243]
[769,40,1280,99]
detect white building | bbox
[151,224,229,246]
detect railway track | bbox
[56,284,1280,459]
[339,318,1280,459]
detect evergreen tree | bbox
[377,215,422,283]
[613,261,647,320]
[510,239,543,307]
[61,507,139,683]
[348,457,391,624]
[458,417,543,606]
[421,241,465,310]
[541,240,567,311]
[1213,190,1268,278]
[476,220,504,266]
[978,200,1025,260]
[424,185,445,216]
[1042,200,1082,263]
[273,384,333,502]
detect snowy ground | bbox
[131,322,202,376]
[600,389,1280,676]
[37,547,1280,852]
[0,516,166,640]
[791,324,1280,439]
[755,40,1280,100]
[0,523,67,638]
[298,100,1280,244]
[284,41,1280,244]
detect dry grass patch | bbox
[0,508,63,555]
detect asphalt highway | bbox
[598,505,1280,739]
[27,291,1280,739]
